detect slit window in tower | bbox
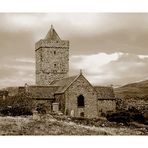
[54,63,57,68]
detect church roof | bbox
[50,75,78,94]
[28,85,60,99]
[17,85,60,99]
[45,25,61,41]
[94,86,115,100]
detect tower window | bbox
[54,51,56,55]
[40,52,43,61]
[54,63,57,67]
[77,95,85,107]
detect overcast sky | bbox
[0,13,148,88]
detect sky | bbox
[0,13,148,88]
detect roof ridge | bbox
[61,75,80,91]
[51,75,78,85]
[29,85,60,87]
[55,75,80,94]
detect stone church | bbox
[8,25,116,118]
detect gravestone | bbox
[52,103,59,113]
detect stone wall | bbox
[64,75,98,118]
[35,40,69,85]
[97,100,116,116]
[55,94,65,113]
[35,40,69,49]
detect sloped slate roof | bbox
[28,85,60,99]
[50,75,78,94]
[94,86,115,100]
[45,25,61,41]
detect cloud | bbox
[0,30,35,59]
[138,55,148,59]
[0,13,148,88]
[1,13,148,58]
[15,58,35,63]
[70,52,148,86]
[0,52,148,88]
[70,52,122,75]
[0,57,35,88]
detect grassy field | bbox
[0,114,147,135]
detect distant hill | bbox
[114,80,148,99]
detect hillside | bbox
[114,80,148,99]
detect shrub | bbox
[106,111,130,124]
[0,92,34,116]
[106,109,147,124]
[36,103,48,114]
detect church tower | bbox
[35,25,69,85]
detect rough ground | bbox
[0,114,147,135]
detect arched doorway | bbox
[77,95,85,107]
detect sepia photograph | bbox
[0,13,147,135]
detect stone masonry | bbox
[10,25,116,118]
[97,100,116,116]
[2,25,116,118]
[63,74,98,118]
[35,25,69,85]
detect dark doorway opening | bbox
[80,112,84,117]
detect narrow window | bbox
[54,63,57,68]
[40,52,43,61]
[77,95,85,107]
[54,51,56,55]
